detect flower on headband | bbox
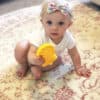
[47,1,72,17]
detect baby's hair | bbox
[40,1,48,19]
[40,0,73,20]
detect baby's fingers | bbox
[83,70,91,78]
[86,70,91,77]
[36,56,44,65]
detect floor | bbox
[0,0,42,15]
[0,0,92,15]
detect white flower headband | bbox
[47,1,72,18]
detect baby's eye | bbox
[46,20,52,25]
[58,21,64,26]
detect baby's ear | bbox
[40,19,44,25]
[40,19,43,23]
[70,20,73,25]
[68,21,73,28]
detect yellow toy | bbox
[36,43,57,67]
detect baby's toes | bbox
[16,71,21,77]
[34,72,42,80]
[31,67,42,80]
[16,70,24,78]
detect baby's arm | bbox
[68,46,91,78]
[68,46,81,69]
[27,44,44,66]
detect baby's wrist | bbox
[75,66,81,70]
[76,66,85,71]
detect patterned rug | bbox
[0,3,100,100]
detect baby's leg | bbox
[30,66,42,80]
[15,40,30,78]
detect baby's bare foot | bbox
[30,66,42,80]
[16,65,29,78]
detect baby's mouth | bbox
[51,33,59,36]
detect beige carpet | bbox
[0,4,100,100]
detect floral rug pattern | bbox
[0,4,100,100]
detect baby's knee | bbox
[15,40,30,49]
[15,40,30,62]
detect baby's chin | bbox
[50,33,60,38]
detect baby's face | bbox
[41,11,72,43]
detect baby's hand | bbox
[76,66,91,78]
[32,55,44,66]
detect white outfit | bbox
[29,31,76,79]
[30,31,75,53]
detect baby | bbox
[15,0,91,80]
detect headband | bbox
[47,1,72,18]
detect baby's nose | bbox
[52,25,58,30]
